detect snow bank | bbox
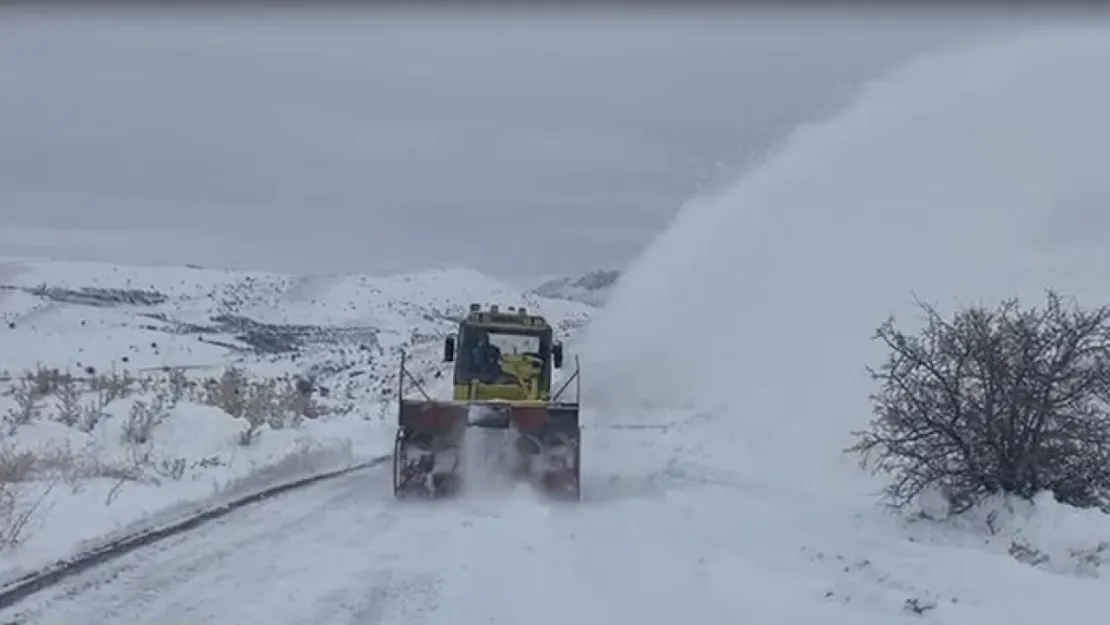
[0,395,392,583]
[899,491,1110,580]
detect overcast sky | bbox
[0,8,1025,283]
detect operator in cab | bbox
[471,331,503,383]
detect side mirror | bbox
[552,342,564,369]
[444,336,456,363]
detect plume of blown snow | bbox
[581,26,1110,497]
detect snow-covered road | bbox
[0,420,870,625]
[0,462,652,625]
[1,467,437,625]
[2,416,1108,625]
[0,422,688,625]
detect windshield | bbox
[458,326,550,386]
[488,332,541,356]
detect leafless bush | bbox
[194,455,224,469]
[152,457,187,481]
[1070,541,1109,577]
[80,389,109,433]
[0,482,52,549]
[103,443,161,506]
[89,367,136,403]
[166,368,189,404]
[236,427,259,446]
[0,447,35,484]
[31,442,86,490]
[237,378,279,445]
[1,441,89,488]
[5,361,331,456]
[1009,538,1050,567]
[196,367,328,446]
[4,378,43,434]
[105,475,128,507]
[25,365,66,397]
[0,445,52,550]
[849,291,1110,514]
[121,390,170,445]
[286,376,326,422]
[202,366,249,419]
[0,359,344,520]
[53,371,84,428]
[8,441,106,494]
[4,365,200,435]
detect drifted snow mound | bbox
[583,27,1110,497]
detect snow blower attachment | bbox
[392,304,581,500]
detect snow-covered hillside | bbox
[0,257,592,582]
[531,270,621,307]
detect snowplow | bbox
[392,303,581,500]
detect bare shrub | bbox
[152,457,187,481]
[9,441,109,495]
[237,427,260,446]
[285,376,326,423]
[849,290,1110,514]
[4,378,43,434]
[53,371,84,428]
[0,446,52,549]
[90,367,136,403]
[194,455,224,469]
[21,364,72,398]
[0,448,35,484]
[30,442,83,489]
[4,361,332,478]
[84,457,143,483]
[121,390,170,445]
[195,367,328,446]
[6,439,144,490]
[80,389,109,433]
[202,366,249,417]
[103,444,159,506]
[0,482,52,549]
[105,476,128,507]
[238,381,272,446]
[1009,538,1050,567]
[166,368,189,404]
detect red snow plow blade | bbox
[391,352,581,500]
[392,399,581,500]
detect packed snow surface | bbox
[5,24,1110,625]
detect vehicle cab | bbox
[443,303,564,401]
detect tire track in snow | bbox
[0,469,416,625]
[0,427,765,625]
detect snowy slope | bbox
[0,256,592,583]
[531,270,621,307]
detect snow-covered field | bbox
[5,20,1110,625]
[0,257,593,584]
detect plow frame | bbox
[391,350,582,500]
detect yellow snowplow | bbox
[392,303,581,500]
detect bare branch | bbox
[849,290,1110,514]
